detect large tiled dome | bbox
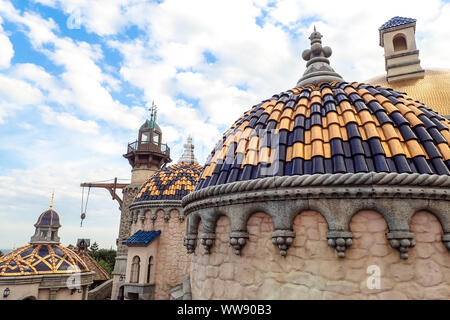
[0,243,89,276]
[134,163,202,202]
[196,81,450,190]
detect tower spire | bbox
[178,136,198,164]
[50,192,54,211]
[296,27,343,86]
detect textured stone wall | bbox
[128,208,190,300]
[190,210,450,299]
[153,210,190,300]
[111,184,140,300]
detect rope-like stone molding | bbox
[183,173,450,206]
[182,173,450,214]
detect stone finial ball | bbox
[302,49,311,61]
[230,238,237,245]
[311,43,322,55]
[323,46,332,58]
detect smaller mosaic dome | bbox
[0,244,89,276]
[134,163,203,202]
[35,209,61,228]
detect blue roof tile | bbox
[379,17,416,30]
[124,230,161,246]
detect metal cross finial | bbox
[150,100,158,123]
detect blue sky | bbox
[0,0,449,250]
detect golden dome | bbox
[0,243,90,276]
[366,69,450,116]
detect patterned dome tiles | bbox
[0,243,89,276]
[196,81,450,190]
[134,163,203,202]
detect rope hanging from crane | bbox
[80,186,91,227]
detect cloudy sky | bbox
[0,0,449,250]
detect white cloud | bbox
[0,22,13,69]
[39,105,100,134]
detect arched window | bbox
[146,256,153,284]
[393,34,407,51]
[130,256,140,283]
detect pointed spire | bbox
[296,27,343,86]
[178,136,198,165]
[49,192,54,211]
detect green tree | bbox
[0,250,3,257]
[87,243,116,276]
[98,259,112,275]
[89,242,99,254]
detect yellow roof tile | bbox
[312,140,324,157]
[326,111,339,125]
[292,142,304,159]
[328,123,342,140]
[405,140,426,157]
[311,126,323,142]
[382,102,399,114]
[382,123,399,141]
[259,146,271,163]
[358,110,375,125]
[342,110,357,124]
[437,143,450,160]
[404,112,423,127]
[388,139,406,156]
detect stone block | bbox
[218,263,234,281]
[370,244,390,257]
[389,263,415,282]
[325,280,359,295]
[413,243,434,258]
[415,260,443,287]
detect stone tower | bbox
[111,103,171,300]
[379,16,424,82]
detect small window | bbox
[131,256,141,283]
[152,133,159,145]
[146,256,153,284]
[40,231,47,237]
[393,35,407,51]
[51,231,56,240]
[141,132,150,143]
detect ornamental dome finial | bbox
[178,135,198,165]
[296,27,344,86]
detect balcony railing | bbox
[127,140,170,156]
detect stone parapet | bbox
[182,173,450,259]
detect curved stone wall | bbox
[189,210,450,299]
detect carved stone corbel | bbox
[164,211,170,222]
[326,231,353,258]
[150,211,157,223]
[387,231,415,259]
[184,234,197,254]
[229,231,249,255]
[271,230,295,256]
[199,233,216,254]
